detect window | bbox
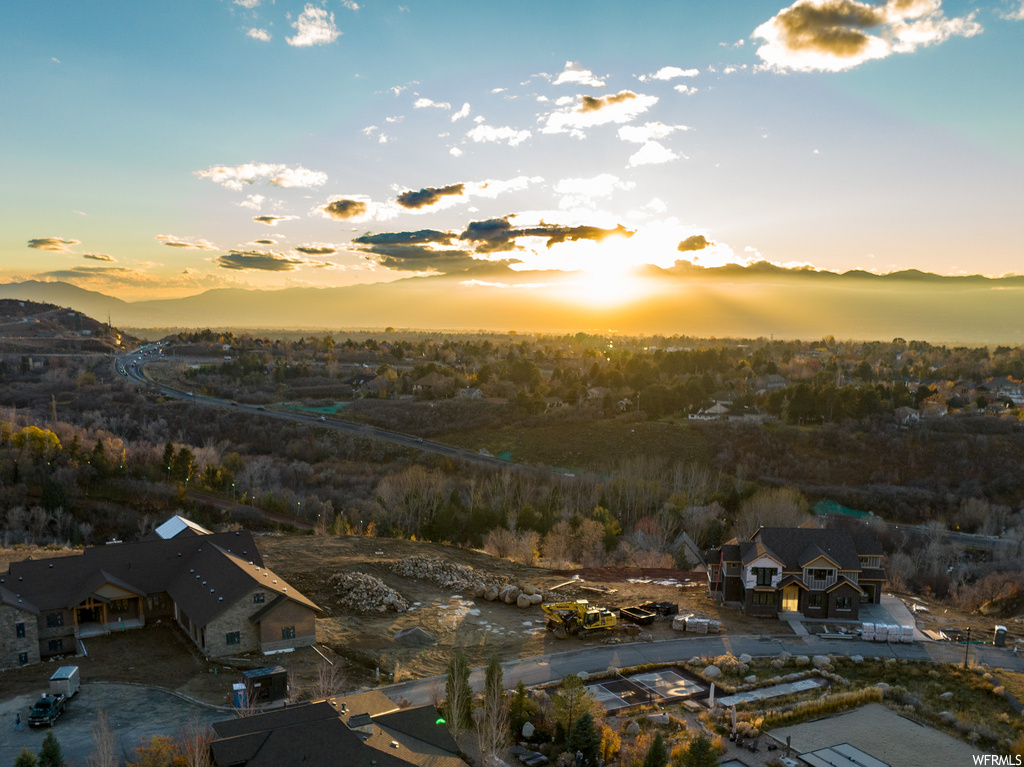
[808,594,823,608]
[752,591,775,606]
[225,631,241,646]
[18,653,28,666]
[46,612,64,628]
[836,596,853,611]
[253,592,265,604]
[16,622,25,638]
[281,626,296,640]
[809,568,831,580]
[752,567,775,586]
[48,639,63,653]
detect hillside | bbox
[0,299,137,353]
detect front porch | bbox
[75,616,146,638]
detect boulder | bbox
[812,655,832,669]
[688,656,702,665]
[529,593,543,605]
[484,585,500,602]
[517,594,532,609]
[522,585,537,596]
[744,675,757,684]
[770,659,785,670]
[647,713,670,725]
[778,651,791,664]
[625,721,640,737]
[876,683,891,696]
[794,655,810,667]
[501,585,521,604]
[939,691,954,701]
[850,655,864,664]
[578,671,590,681]
[739,653,752,664]
[522,722,536,738]
[703,665,722,679]
[472,584,486,598]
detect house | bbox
[0,524,320,669]
[209,690,465,767]
[412,371,451,396]
[705,526,884,620]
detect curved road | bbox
[114,345,530,473]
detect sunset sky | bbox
[2,0,1022,302]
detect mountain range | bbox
[2,262,1023,343]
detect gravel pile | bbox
[387,556,508,592]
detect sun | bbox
[560,234,651,307]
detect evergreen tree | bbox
[551,675,597,743]
[680,734,718,767]
[444,650,472,734]
[14,748,38,767]
[567,712,600,766]
[38,731,64,767]
[642,733,668,767]
[510,681,532,738]
[162,440,175,475]
[90,439,109,478]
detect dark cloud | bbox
[677,235,714,253]
[83,253,116,262]
[253,239,277,245]
[294,244,337,255]
[396,183,466,209]
[773,0,884,58]
[28,237,80,252]
[217,250,308,272]
[322,199,368,220]
[253,215,298,226]
[579,90,637,113]
[354,230,453,246]
[459,217,635,252]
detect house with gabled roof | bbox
[705,526,884,620]
[0,522,320,668]
[209,689,465,767]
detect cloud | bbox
[252,215,299,226]
[156,234,218,251]
[999,2,1024,20]
[351,230,487,273]
[83,253,115,262]
[553,61,606,88]
[28,237,80,253]
[247,28,271,41]
[449,146,464,157]
[318,197,370,221]
[553,174,635,208]
[677,234,715,252]
[617,121,689,143]
[396,183,466,209]
[627,141,680,167]
[33,266,229,295]
[195,162,327,191]
[753,0,982,72]
[218,250,309,271]
[643,66,700,81]
[239,194,265,210]
[253,239,277,245]
[459,217,635,252]
[235,0,260,7]
[294,244,338,255]
[451,102,471,122]
[674,84,698,95]
[465,123,532,147]
[414,97,452,110]
[541,91,659,138]
[287,4,341,47]
[342,0,360,9]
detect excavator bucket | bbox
[552,626,568,639]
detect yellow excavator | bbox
[541,600,618,639]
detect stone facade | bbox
[203,587,265,657]
[0,603,40,669]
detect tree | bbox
[479,654,510,762]
[128,735,184,767]
[86,709,117,767]
[551,674,597,741]
[14,749,38,767]
[642,733,668,767]
[38,731,65,767]
[679,734,717,767]
[509,681,534,738]
[444,650,473,739]
[567,712,600,766]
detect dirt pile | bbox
[329,572,409,612]
[388,555,509,592]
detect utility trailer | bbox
[49,666,81,698]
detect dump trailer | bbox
[541,600,618,639]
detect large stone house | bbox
[209,690,465,767]
[706,525,884,620]
[0,519,320,669]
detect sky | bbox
[1,0,1022,303]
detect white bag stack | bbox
[874,624,888,642]
[900,625,915,643]
[687,618,709,634]
[672,615,688,631]
[861,622,875,641]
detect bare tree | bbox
[178,716,213,767]
[313,659,342,700]
[86,709,118,767]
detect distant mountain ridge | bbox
[2,262,1024,343]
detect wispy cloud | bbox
[247,28,271,41]
[195,162,327,191]
[465,123,532,147]
[294,243,338,255]
[552,61,606,88]
[541,91,658,138]
[156,234,218,251]
[451,102,471,122]
[28,237,79,253]
[753,0,982,72]
[414,97,451,110]
[287,4,341,47]
[639,66,700,81]
[234,0,260,8]
[238,194,266,210]
[999,1,1024,20]
[83,253,115,262]
[553,174,635,209]
[617,121,689,143]
[252,215,299,226]
[218,250,310,271]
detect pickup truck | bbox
[28,693,67,727]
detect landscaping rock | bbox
[688,656,702,665]
[517,594,532,609]
[939,691,954,701]
[876,683,891,696]
[388,556,508,592]
[647,713,670,725]
[703,665,722,679]
[329,572,409,613]
[739,654,752,664]
[744,675,757,684]
[578,671,589,681]
[522,722,535,738]
[812,655,831,669]
[794,655,810,667]
[501,585,521,604]
[850,655,864,664]
[778,651,791,664]
[522,585,537,596]
[625,722,640,737]
[484,585,500,601]
[529,593,543,605]
[770,659,785,670]
[939,711,957,725]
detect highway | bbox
[114,344,529,473]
